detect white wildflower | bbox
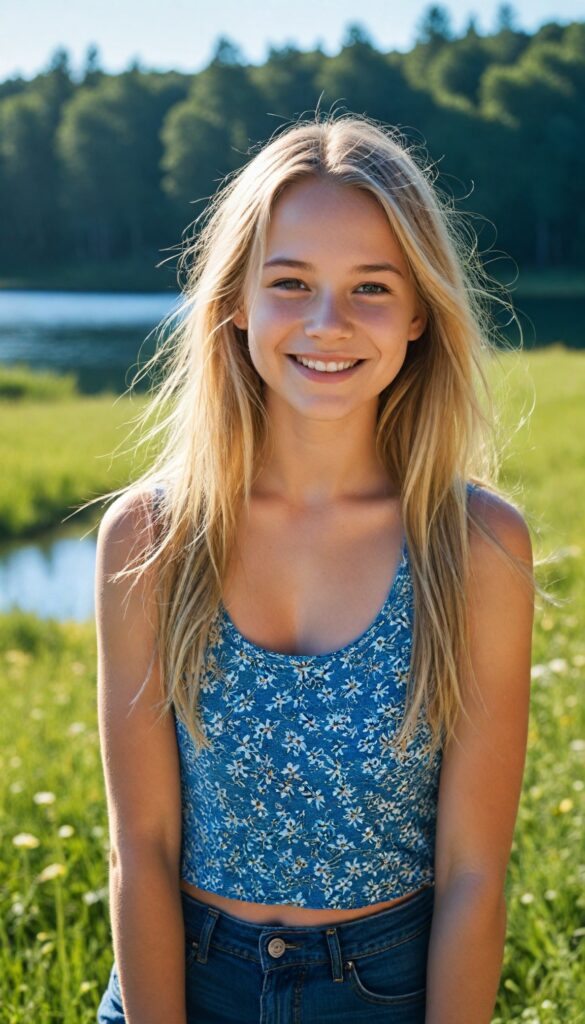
[67,722,86,736]
[33,791,56,805]
[548,658,568,674]
[37,863,66,883]
[13,833,40,849]
[82,886,108,906]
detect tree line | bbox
[0,4,583,280]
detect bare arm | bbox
[425,875,507,1024]
[108,847,187,1024]
[425,492,535,1024]
[96,490,186,1024]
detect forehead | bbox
[265,177,405,268]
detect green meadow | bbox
[0,347,583,1022]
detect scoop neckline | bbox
[218,535,409,664]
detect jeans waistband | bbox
[180,884,434,982]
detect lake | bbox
[0,518,98,622]
[0,287,583,620]
[0,290,182,394]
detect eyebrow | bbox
[263,257,404,278]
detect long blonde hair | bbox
[83,112,538,761]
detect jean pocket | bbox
[345,921,430,1006]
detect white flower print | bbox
[298,711,318,732]
[344,805,366,829]
[283,730,307,754]
[372,680,390,702]
[292,856,308,874]
[333,834,356,853]
[317,685,335,704]
[278,815,303,841]
[333,782,355,804]
[283,762,302,782]
[225,757,251,783]
[267,690,293,712]
[343,857,363,879]
[254,719,276,741]
[301,786,325,809]
[251,797,267,817]
[325,711,351,732]
[341,677,363,699]
[234,691,257,714]
[235,734,254,759]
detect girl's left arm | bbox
[425,490,535,1024]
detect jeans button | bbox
[267,937,286,958]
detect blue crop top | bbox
[162,482,452,911]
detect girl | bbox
[95,113,535,1024]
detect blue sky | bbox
[1,0,583,81]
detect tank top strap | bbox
[151,483,166,515]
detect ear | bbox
[233,308,248,331]
[407,307,428,342]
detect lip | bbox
[287,354,364,382]
[287,353,363,361]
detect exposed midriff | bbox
[179,878,433,926]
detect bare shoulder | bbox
[97,487,158,574]
[95,486,181,869]
[466,485,533,578]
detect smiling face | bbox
[233,176,427,421]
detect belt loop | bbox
[196,908,219,964]
[325,927,344,983]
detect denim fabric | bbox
[96,882,434,1023]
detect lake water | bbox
[0,287,583,620]
[0,521,98,622]
[0,290,182,394]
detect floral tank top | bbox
[160,485,450,910]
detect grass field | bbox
[0,381,154,539]
[0,346,583,1022]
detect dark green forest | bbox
[0,4,583,289]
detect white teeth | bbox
[294,356,359,372]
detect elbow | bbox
[108,838,180,878]
[435,870,507,917]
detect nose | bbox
[304,290,352,341]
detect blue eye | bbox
[356,283,390,295]
[272,278,306,290]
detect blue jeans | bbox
[97,883,434,1023]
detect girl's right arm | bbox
[95,491,187,1024]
